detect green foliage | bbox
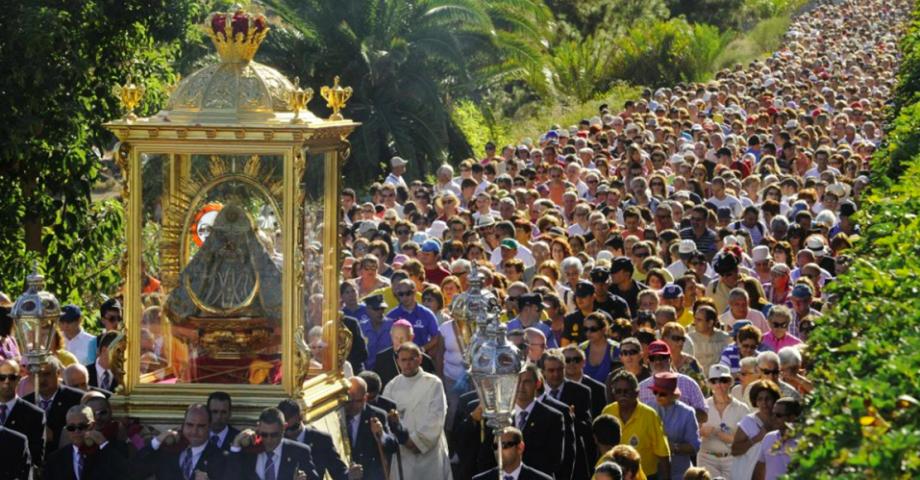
[713,14,792,70]
[0,1,196,304]
[549,35,618,103]
[665,0,801,31]
[789,3,920,476]
[612,19,730,87]
[546,0,668,40]
[451,101,512,157]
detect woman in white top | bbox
[699,364,751,479]
[730,379,783,480]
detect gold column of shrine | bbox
[103,7,358,431]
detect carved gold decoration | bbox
[110,326,128,394]
[115,143,131,202]
[194,317,275,359]
[204,8,269,64]
[293,325,314,397]
[287,77,314,124]
[114,76,145,122]
[335,312,352,370]
[320,76,352,121]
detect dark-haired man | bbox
[207,391,240,451]
[229,407,320,480]
[277,399,356,480]
[1,358,45,469]
[87,331,119,393]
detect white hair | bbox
[437,164,454,177]
[524,327,547,342]
[560,256,584,274]
[777,346,802,368]
[757,350,780,367]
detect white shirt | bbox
[384,172,407,190]
[502,462,523,479]
[489,243,535,268]
[94,360,113,390]
[210,425,230,448]
[511,400,536,429]
[66,330,97,365]
[256,443,283,480]
[438,320,466,381]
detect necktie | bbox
[516,411,528,430]
[101,371,111,390]
[264,452,276,480]
[77,453,85,480]
[504,476,514,480]
[180,448,193,480]
[550,388,560,399]
[0,404,7,425]
[40,399,52,411]
[210,434,220,448]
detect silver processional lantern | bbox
[11,262,61,395]
[456,263,525,430]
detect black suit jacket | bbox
[43,443,129,480]
[540,395,578,480]
[0,426,31,479]
[211,425,241,451]
[450,391,484,480]
[343,315,368,374]
[24,385,83,454]
[348,404,397,480]
[228,439,320,480]
[372,347,435,388]
[134,441,229,480]
[472,464,554,480]
[297,426,348,480]
[477,401,564,480]
[3,397,45,467]
[551,381,594,480]
[85,364,119,393]
[368,395,397,414]
[579,375,608,419]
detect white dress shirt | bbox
[94,360,113,390]
[66,330,97,365]
[501,462,523,479]
[256,443,283,480]
[210,425,230,447]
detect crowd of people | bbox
[0,0,909,478]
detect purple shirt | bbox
[386,304,441,347]
[639,372,706,412]
[360,318,393,370]
[0,336,19,361]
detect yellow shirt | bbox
[677,308,694,328]
[366,287,422,311]
[601,402,670,476]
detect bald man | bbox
[371,320,436,388]
[135,404,229,479]
[345,377,397,480]
[43,405,128,479]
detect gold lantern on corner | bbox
[103,6,358,427]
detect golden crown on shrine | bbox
[205,6,270,64]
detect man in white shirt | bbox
[707,177,743,218]
[384,156,408,190]
[58,304,96,365]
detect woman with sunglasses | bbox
[761,305,802,353]
[730,379,783,480]
[699,364,751,479]
[580,313,621,384]
[610,337,651,384]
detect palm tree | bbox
[256,0,550,187]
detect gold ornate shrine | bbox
[103,7,357,426]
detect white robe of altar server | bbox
[382,369,453,480]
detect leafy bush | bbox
[549,35,618,103]
[788,2,920,476]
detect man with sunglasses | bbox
[472,427,552,480]
[137,404,229,480]
[638,341,708,425]
[230,407,319,480]
[590,267,632,322]
[360,295,393,371]
[540,350,593,480]
[561,345,607,418]
[753,398,801,480]
[43,404,128,479]
[277,399,356,480]
[385,279,442,359]
[0,359,45,470]
[23,355,84,457]
[602,370,671,480]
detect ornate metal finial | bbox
[320,76,353,121]
[205,6,269,64]
[287,77,314,124]
[113,75,145,122]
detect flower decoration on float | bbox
[205,5,270,64]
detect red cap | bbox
[650,372,681,396]
[647,340,671,357]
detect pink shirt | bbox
[761,332,802,352]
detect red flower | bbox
[232,10,249,38]
[253,15,267,34]
[211,13,227,38]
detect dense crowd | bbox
[0,0,910,479]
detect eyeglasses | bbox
[65,424,90,432]
[709,378,732,385]
[649,355,670,363]
[496,440,521,449]
[771,321,789,329]
[584,326,603,333]
[0,374,20,382]
[257,431,283,439]
[620,349,640,356]
[396,291,415,297]
[669,335,686,343]
[760,368,780,376]
[564,357,583,364]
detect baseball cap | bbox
[661,284,683,299]
[60,304,82,322]
[500,239,519,250]
[610,257,634,274]
[390,156,408,167]
[708,364,732,380]
[791,284,813,299]
[421,239,441,254]
[731,320,752,337]
[590,267,610,283]
[518,293,546,309]
[647,340,671,357]
[364,294,386,310]
[678,239,697,255]
[574,281,596,297]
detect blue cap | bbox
[661,284,683,299]
[60,304,82,322]
[731,320,752,337]
[791,284,813,299]
[421,239,441,253]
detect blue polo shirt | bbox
[360,317,393,370]
[386,304,440,347]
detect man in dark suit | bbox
[477,364,564,479]
[342,314,368,374]
[344,377,398,480]
[86,331,119,393]
[63,364,112,397]
[541,350,594,480]
[207,391,240,451]
[450,389,484,479]
[371,320,435,388]
[23,356,83,455]
[134,403,229,479]
[0,425,31,479]
[228,407,320,480]
[84,395,133,459]
[473,427,552,480]
[1,359,45,468]
[357,371,396,413]
[43,405,128,479]
[277,399,356,480]
[562,345,607,417]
